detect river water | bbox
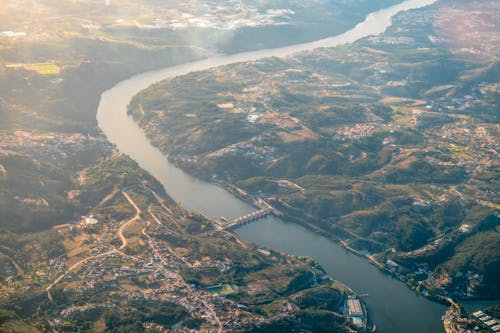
[96,0,448,332]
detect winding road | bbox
[46,250,117,302]
[118,191,143,249]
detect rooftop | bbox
[347,298,363,317]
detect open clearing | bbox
[6,63,60,75]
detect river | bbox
[96,0,447,332]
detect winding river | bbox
[97,0,447,331]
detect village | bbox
[128,4,499,327]
[0,178,341,332]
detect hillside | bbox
[130,0,499,299]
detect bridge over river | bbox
[96,1,447,331]
[220,200,282,230]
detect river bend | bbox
[97,1,446,332]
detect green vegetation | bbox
[441,231,500,296]
[0,152,351,332]
[0,0,497,331]
[237,310,352,333]
[294,286,343,311]
[485,305,500,319]
[59,301,190,332]
[131,1,499,299]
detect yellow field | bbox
[24,63,60,74]
[119,281,142,293]
[277,129,319,143]
[208,284,235,296]
[6,63,60,75]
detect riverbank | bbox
[215,177,457,306]
[125,0,499,311]
[96,1,454,332]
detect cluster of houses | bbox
[472,311,500,332]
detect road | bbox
[118,191,143,249]
[46,188,224,330]
[149,189,184,232]
[46,250,117,302]
[95,187,119,209]
[46,191,141,301]
[332,224,388,249]
[148,205,163,226]
[150,189,174,215]
[140,208,222,331]
[11,260,24,276]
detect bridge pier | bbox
[225,204,281,230]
